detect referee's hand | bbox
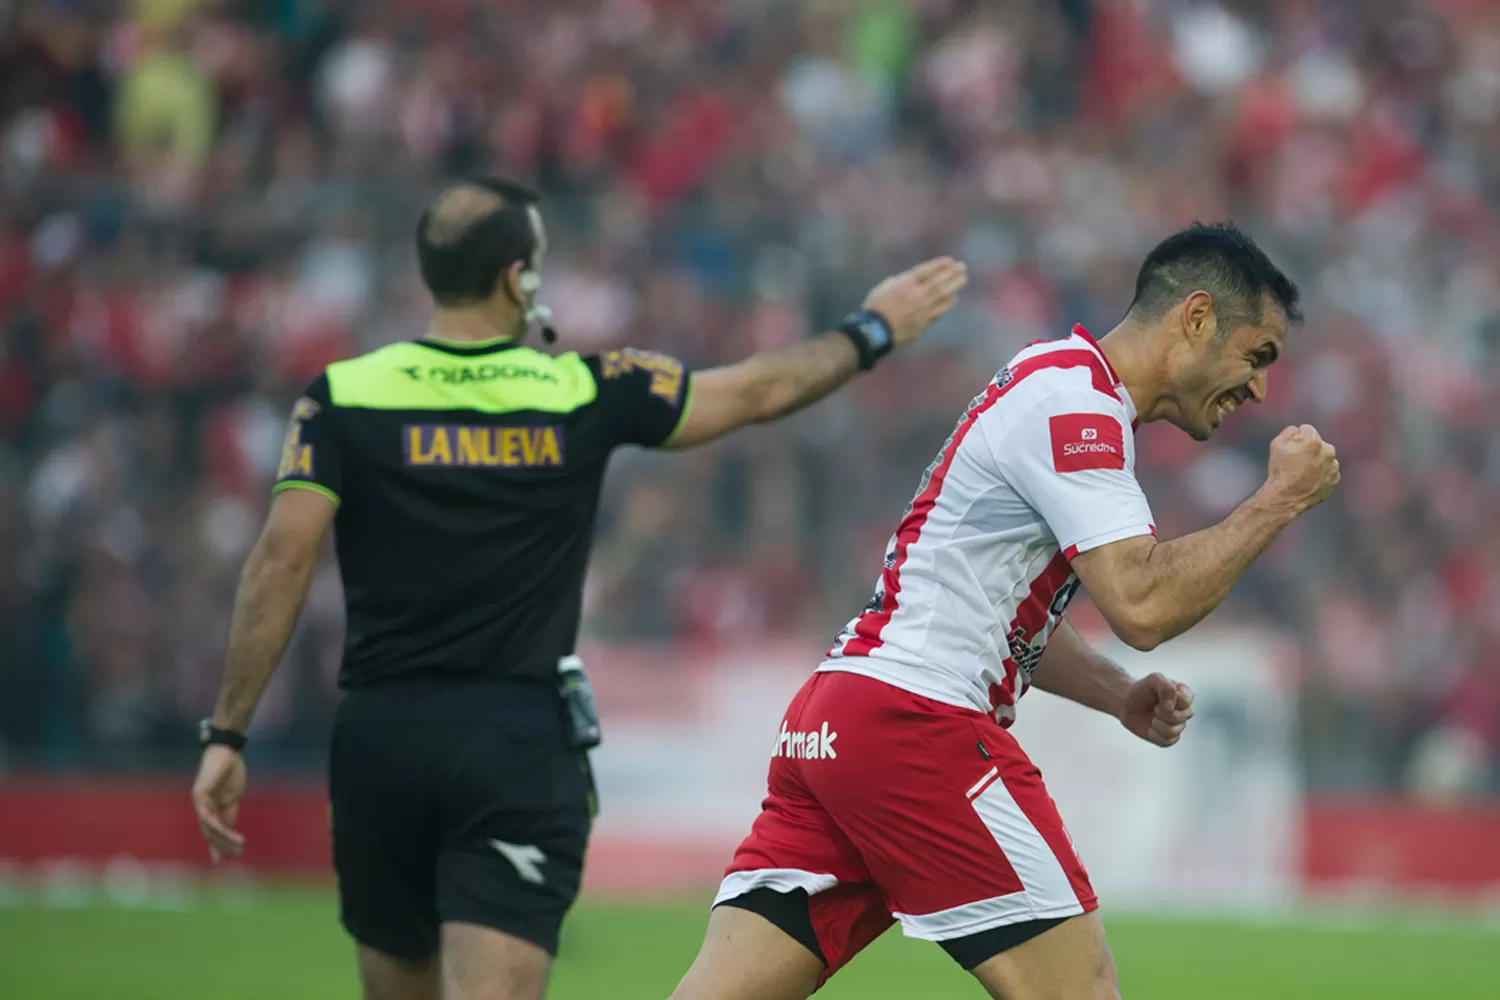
[864,257,969,347]
[192,745,247,862]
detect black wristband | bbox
[199,718,247,752]
[836,309,895,371]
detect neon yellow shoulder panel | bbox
[325,343,598,414]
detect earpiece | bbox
[516,269,557,343]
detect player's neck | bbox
[1094,320,1170,425]
[426,307,519,346]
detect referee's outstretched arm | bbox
[663,257,969,449]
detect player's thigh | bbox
[331,696,444,960]
[709,672,896,981]
[969,911,1119,1000]
[800,677,1097,949]
[440,922,552,1000]
[670,903,825,1000]
[355,944,440,1000]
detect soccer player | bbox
[188,177,967,1000]
[669,223,1340,1000]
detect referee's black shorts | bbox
[329,677,593,960]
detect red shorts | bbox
[716,670,1097,978]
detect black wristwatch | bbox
[199,718,248,752]
[836,309,896,371]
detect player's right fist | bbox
[863,257,968,347]
[1265,424,1340,515]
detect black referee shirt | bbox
[271,337,692,688]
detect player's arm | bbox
[1031,619,1134,715]
[661,257,967,449]
[209,488,334,732]
[1033,619,1194,747]
[1070,424,1339,651]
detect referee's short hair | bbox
[416,177,541,307]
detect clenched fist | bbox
[1264,424,1340,515]
[863,257,968,348]
[1120,673,1195,748]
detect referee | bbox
[190,177,967,1000]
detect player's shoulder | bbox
[990,329,1128,419]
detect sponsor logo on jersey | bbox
[276,397,319,480]
[771,721,838,760]
[399,363,559,384]
[601,348,684,404]
[404,425,564,468]
[1050,413,1125,472]
[1008,576,1080,684]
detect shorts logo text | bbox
[404,425,564,468]
[772,721,838,760]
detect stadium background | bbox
[1,0,1498,996]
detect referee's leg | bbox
[432,685,594,1000]
[355,947,439,1000]
[432,752,592,1000]
[331,682,590,1000]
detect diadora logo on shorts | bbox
[1050,413,1125,472]
[772,721,838,759]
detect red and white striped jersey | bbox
[820,326,1156,725]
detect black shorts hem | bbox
[938,915,1071,969]
[440,906,566,957]
[715,888,827,966]
[341,915,438,963]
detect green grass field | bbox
[2,886,1498,999]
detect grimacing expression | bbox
[1178,300,1287,441]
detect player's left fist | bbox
[1119,673,1194,748]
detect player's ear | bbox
[1181,290,1216,345]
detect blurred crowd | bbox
[0,0,1497,795]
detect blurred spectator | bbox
[0,0,1497,797]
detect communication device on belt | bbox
[558,654,602,750]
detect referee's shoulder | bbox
[314,340,607,412]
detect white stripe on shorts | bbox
[713,868,839,908]
[894,773,1084,940]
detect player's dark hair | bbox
[415,177,541,307]
[1128,222,1302,330]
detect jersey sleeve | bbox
[271,373,343,504]
[984,393,1155,559]
[586,348,693,448]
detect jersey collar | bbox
[1071,324,1138,429]
[415,336,524,357]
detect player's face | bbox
[1176,303,1286,441]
